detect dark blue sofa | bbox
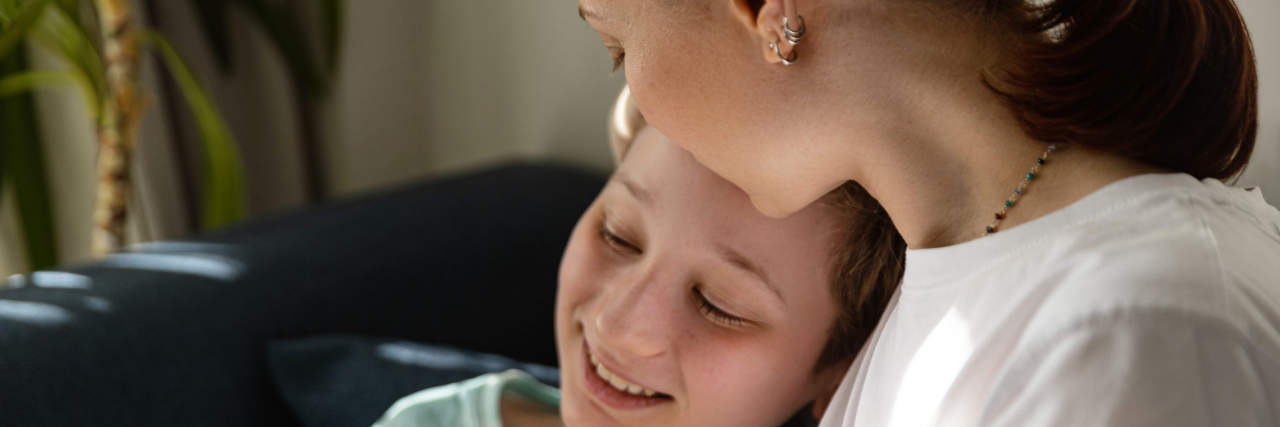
[0,163,606,426]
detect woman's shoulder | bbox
[1017,173,1280,343]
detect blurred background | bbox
[0,0,1276,277]
[0,0,625,276]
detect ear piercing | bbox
[784,15,806,45]
[770,40,798,66]
[772,15,805,66]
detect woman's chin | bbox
[747,193,799,219]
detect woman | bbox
[578,0,1279,426]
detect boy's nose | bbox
[592,271,672,360]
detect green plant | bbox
[0,44,55,271]
[0,0,247,262]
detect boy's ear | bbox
[728,0,796,65]
[811,360,850,419]
[608,85,645,165]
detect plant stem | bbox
[91,0,143,256]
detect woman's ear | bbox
[728,0,797,65]
[811,360,850,419]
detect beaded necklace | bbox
[985,144,1058,235]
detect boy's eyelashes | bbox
[599,222,641,254]
[694,286,751,329]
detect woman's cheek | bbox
[626,42,697,139]
[630,46,741,176]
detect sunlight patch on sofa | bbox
[100,253,245,282]
[0,300,73,326]
[31,271,94,289]
[81,296,112,313]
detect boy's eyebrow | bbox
[613,174,652,204]
[716,244,783,303]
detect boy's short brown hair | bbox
[814,183,905,372]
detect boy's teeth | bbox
[590,352,659,398]
[595,361,610,381]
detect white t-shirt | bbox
[821,173,1280,427]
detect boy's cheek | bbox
[558,216,598,295]
[560,222,616,303]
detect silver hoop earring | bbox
[784,15,806,45]
[770,39,797,66]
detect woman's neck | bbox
[829,59,1167,249]
[867,144,1165,250]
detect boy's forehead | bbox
[611,129,842,307]
[617,127,728,201]
[616,128,842,246]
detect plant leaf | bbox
[0,47,59,271]
[0,0,24,25]
[0,69,72,94]
[144,30,245,229]
[26,3,104,115]
[51,0,76,15]
[0,68,75,94]
[0,0,52,62]
[234,0,325,95]
[319,0,342,72]
[190,0,232,73]
[0,69,97,121]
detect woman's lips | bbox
[581,341,673,410]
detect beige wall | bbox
[327,1,625,195]
[152,0,626,206]
[1238,0,1280,196]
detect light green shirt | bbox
[373,370,561,427]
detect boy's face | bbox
[556,127,845,426]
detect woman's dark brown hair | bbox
[984,0,1258,180]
